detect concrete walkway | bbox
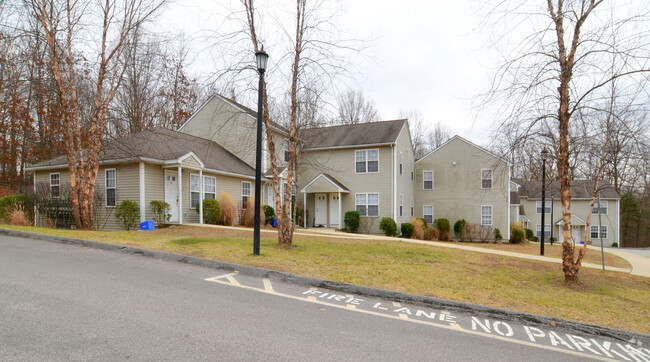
[190,224,648,277]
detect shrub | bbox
[441,231,450,241]
[219,192,236,226]
[424,226,439,240]
[263,205,276,226]
[379,217,398,236]
[344,211,360,232]
[494,228,503,242]
[8,208,29,226]
[611,242,618,247]
[454,219,466,240]
[525,228,534,240]
[511,227,525,244]
[401,223,414,238]
[115,200,140,230]
[198,198,221,224]
[418,217,429,230]
[241,196,256,227]
[0,194,24,222]
[410,218,425,239]
[434,218,451,235]
[550,237,557,245]
[530,236,539,242]
[150,200,171,227]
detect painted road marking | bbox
[204,273,647,361]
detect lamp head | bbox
[255,48,269,73]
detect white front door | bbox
[329,194,340,227]
[572,226,582,244]
[164,170,179,222]
[315,193,327,226]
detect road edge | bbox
[2,227,648,346]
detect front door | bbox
[329,194,340,228]
[315,193,327,227]
[164,170,179,222]
[572,226,582,244]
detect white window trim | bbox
[423,205,433,224]
[399,194,403,217]
[49,172,60,197]
[355,149,380,174]
[536,224,551,238]
[591,225,608,239]
[105,169,116,207]
[481,169,493,190]
[242,181,251,209]
[355,192,380,217]
[189,173,201,209]
[481,205,493,225]
[203,175,216,199]
[592,200,608,215]
[536,201,551,214]
[423,170,433,190]
[399,152,403,175]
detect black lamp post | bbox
[253,48,268,256]
[550,193,554,245]
[540,148,549,256]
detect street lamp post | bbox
[540,148,549,256]
[550,193,554,245]
[253,48,269,256]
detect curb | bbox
[2,227,648,345]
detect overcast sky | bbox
[160,0,494,145]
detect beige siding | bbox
[298,145,394,233]
[395,124,415,228]
[181,156,202,170]
[519,197,619,247]
[414,137,510,239]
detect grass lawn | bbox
[440,240,632,268]
[2,224,648,334]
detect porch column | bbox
[139,162,146,223]
[199,169,203,224]
[177,166,182,224]
[303,192,307,228]
[338,191,342,229]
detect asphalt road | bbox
[0,234,646,361]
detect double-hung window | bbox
[591,225,608,239]
[423,171,433,190]
[356,193,379,217]
[203,176,216,199]
[242,182,251,209]
[50,173,60,198]
[399,152,403,175]
[481,205,492,225]
[355,149,379,173]
[410,197,414,217]
[105,169,116,207]
[592,201,608,215]
[536,224,551,238]
[190,174,201,209]
[399,194,403,217]
[423,205,433,224]
[481,169,492,189]
[536,201,551,214]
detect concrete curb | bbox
[1,227,648,345]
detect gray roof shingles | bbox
[300,119,407,150]
[514,179,619,199]
[28,127,256,177]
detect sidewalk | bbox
[290,227,647,277]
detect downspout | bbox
[303,192,307,228]
[507,165,511,243]
[391,144,395,219]
[199,169,203,224]
[139,162,145,223]
[177,166,182,224]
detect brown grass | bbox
[8,209,30,226]
[410,218,424,239]
[241,196,255,227]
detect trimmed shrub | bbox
[401,222,414,238]
[434,218,451,236]
[530,236,539,242]
[219,192,236,226]
[150,200,171,227]
[379,217,398,236]
[511,227,525,244]
[115,200,140,230]
[263,205,275,226]
[611,242,618,247]
[198,198,221,224]
[424,226,439,240]
[344,211,360,232]
[494,228,503,242]
[525,228,534,240]
[454,219,466,240]
[410,218,425,239]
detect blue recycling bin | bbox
[271,218,277,227]
[140,220,155,230]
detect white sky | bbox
[159,0,494,145]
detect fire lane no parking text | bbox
[204,272,649,361]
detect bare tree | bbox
[334,89,379,125]
[481,1,650,282]
[399,109,450,159]
[28,0,165,229]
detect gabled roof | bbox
[415,135,509,164]
[514,179,619,200]
[300,119,407,150]
[300,173,350,193]
[179,93,289,135]
[27,127,257,178]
